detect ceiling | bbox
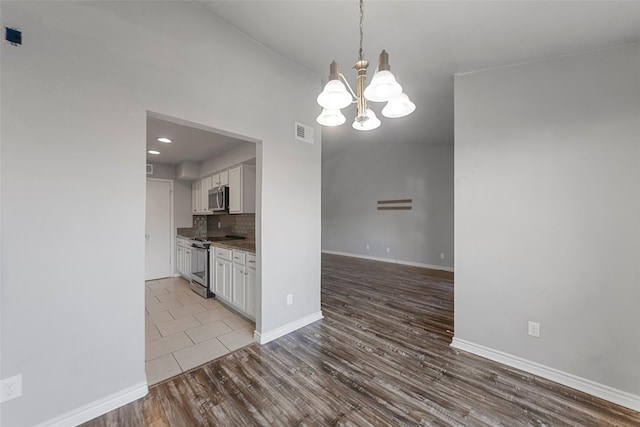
[146,115,254,165]
[147,1,640,163]
[195,0,640,153]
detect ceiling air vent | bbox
[146,164,153,175]
[295,122,314,144]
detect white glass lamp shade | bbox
[382,93,416,118]
[363,70,403,102]
[316,109,347,127]
[317,80,352,110]
[352,109,381,131]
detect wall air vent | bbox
[146,164,153,175]
[295,122,314,144]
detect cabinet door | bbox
[209,248,215,293]
[215,258,232,301]
[214,258,225,296]
[201,177,212,212]
[246,266,256,319]
[222,259,232,300]
[177,245,184,275]
[228,166,242,213]
[219,170,229,186]
[184,247,192,280]
[232,263,246,310]
[192,181,202,213]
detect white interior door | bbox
[146,179,173,280]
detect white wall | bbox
[201,142,256,176]
[147,163,174,180]
[173,179,193,229]
[453,43,640,408]
[147,163,192,228]
[322,140,454,270]
[0,2,321,426]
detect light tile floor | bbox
[145,276,255,385]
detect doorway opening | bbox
[144,111,261,385]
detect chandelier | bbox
[316,0,416,131]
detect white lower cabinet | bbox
[185,247,191,279]
[231,262,246,309]
[209,248,215,294]
[213,247,232,301]
[212,246,255,320]
[246,254,256,319]
[176,237,191,279]
[177,245,184,274]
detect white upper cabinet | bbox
[219,170,229,186]
[191,180,202,214]
[228,167,241,213]
[192,177,213,215]
[228,164,256,214]
[201,176,213,212]
[192,164,251,216]
[212,171,229,188]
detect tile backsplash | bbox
[208,213,255,239]
[177,213,255,239]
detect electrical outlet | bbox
[440,252,445,259]
[1,374,22,403]
[386,247,390,254]
[365,244,370,251]
[528,321,540,338]
[217,222,221,228]
[286,294,293,306]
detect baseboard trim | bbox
[450,338,640,412]
[322,250,454,273]
[254,311,324,344]
[35,381,148,427]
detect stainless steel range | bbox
[189,236,245,298]
[190,240,212,298]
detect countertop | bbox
[177,234,255,254]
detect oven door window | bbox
[191,247,208,285]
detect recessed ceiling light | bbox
[148,150,160,155]
[157,137,172,143]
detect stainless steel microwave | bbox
[208,186,228,212]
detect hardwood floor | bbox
[83,253,639,426]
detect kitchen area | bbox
[145,114,258,384]
[176,162,257,319]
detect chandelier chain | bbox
[359,0,364,61]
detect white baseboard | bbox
[36,382,148,427]
[322,250,454,273]
[450,338,640,412]
[254,311,324,344]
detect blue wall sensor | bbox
[5,27,22,45]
